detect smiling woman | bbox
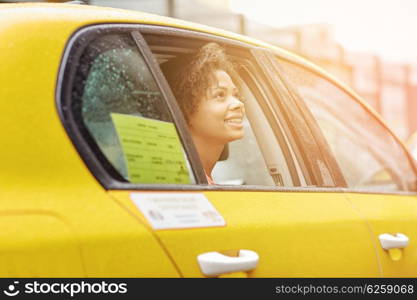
[162,43,245,184]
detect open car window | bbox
[145,34,305,187]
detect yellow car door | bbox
[110,190,379,277]
[61,24,381,277]
[276,56,417,277]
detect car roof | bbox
[1,3,324,64]
[0,3,274,48]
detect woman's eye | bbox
[214,91,226,99]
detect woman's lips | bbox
[225,117,243,128]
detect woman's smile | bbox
[225,115,244,129]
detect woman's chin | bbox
[227,130,244,142]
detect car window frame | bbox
[57,23,309,191]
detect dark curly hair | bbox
[161,42,238,123]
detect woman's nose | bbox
[228,96,244,109]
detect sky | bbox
[229,0,417,64]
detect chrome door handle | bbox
[378,233,409,250]
[197,249,259,276]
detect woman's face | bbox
[188,69,245,145]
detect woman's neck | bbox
[190,133,224,176]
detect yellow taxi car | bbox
[1,2,417,278]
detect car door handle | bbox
[378,233,409,250]
[197,249,259,276]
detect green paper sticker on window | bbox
[111,113,191,184]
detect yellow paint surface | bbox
[347,193,417,277]
[0,3,184,277]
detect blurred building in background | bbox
[86,0,416,139]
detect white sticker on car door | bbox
[130,193,226,230]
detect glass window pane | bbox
[278,60,417,192]
[74,33,194,184]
